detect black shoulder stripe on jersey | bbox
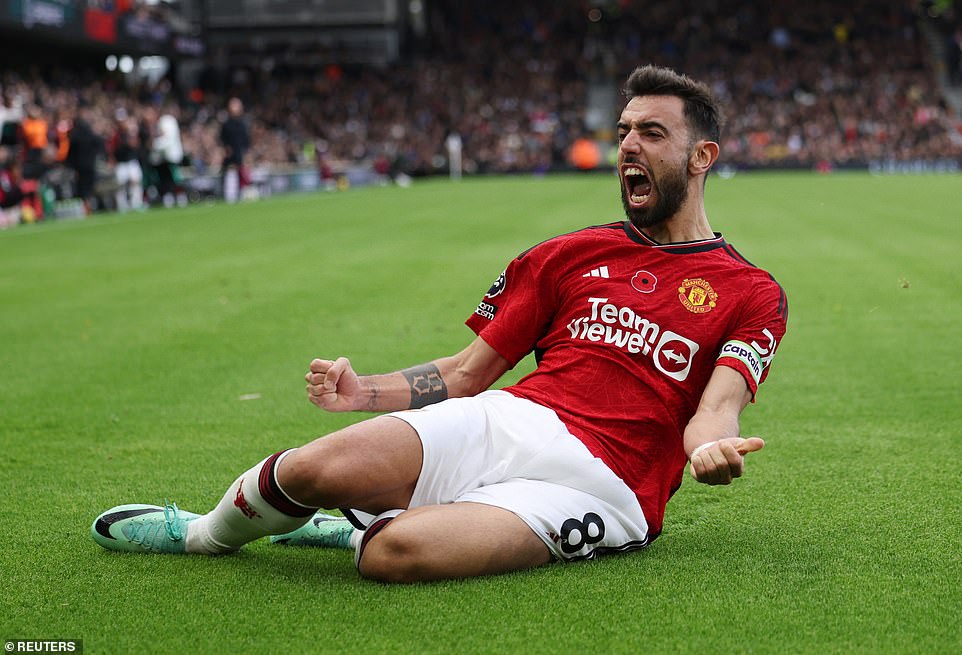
[516,222,623,260]
[723,248,788,320]
[722,244,756,267]
[767,273,789,320]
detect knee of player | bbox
[275,446,345,507]
[357,525,431,584]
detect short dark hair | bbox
[623,65,723,144]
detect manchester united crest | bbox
[678,278,718,313]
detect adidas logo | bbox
[582,266,610,279]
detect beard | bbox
[620,159,689,231]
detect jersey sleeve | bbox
[715,275,788,398]
[465,240,562,367]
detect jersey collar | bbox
[622,221,726,254]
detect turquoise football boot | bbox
[91,502,200,554]
[270,512,355,549]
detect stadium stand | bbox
[0,0,959,225]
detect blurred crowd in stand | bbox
[583,0,961,167]
[1,0,960,226]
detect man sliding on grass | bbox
[92,65,787,583]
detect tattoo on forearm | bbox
[402,364,448,409]
[366,380,380,412]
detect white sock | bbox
[186,450,317,554]
[353,508,404,567]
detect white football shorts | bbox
[349,390,651,561]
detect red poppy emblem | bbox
[631,270,657,294]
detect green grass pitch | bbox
[1,172,959,654]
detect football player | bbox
[93,65,787,583]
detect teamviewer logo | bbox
[652,330,699,381]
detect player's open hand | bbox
[689,437,764,485]
[305,357,362,412]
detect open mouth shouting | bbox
[622,164,654,208]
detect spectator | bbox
[66,108,103,214]
[0,147,25,227]
[149,106,186,208]
[220,97,250,203]
[0,90,24,146]
[18,105,50,219]
[19,104,48,181]
[110,111,144,212]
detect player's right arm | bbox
[305,336,511,413]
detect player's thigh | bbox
[278,416,423,510]
[359,502,552,583]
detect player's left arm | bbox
[684,366,765,486]
[686,269,788,485]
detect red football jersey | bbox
[465,221,788,536]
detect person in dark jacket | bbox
[66,109,103,213]
[220,97,250,203]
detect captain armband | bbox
[716,340,764,387]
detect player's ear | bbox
[688,140,719,177]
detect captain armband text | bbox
[717,340,764,386]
